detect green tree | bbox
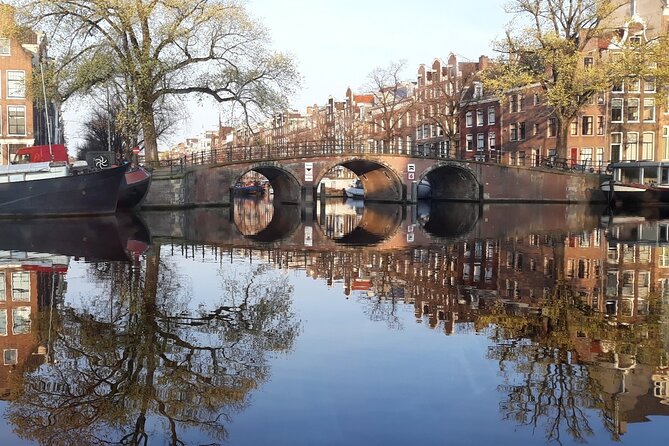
[13,0,299,163]
[483,0,626,158]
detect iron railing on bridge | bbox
[143,141,610,175]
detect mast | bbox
[39,62,54,162]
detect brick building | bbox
[0,6,62,165]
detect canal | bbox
[0,199,667,445]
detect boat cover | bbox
[0,162,52,175]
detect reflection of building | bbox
[0,252,67,398]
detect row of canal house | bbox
[460,1,669,168]
[0,6,63,165]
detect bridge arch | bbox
[232,163,302,203]
[316,158,404,202]
[421,163,481,201]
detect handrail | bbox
[145,141,611,175]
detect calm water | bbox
[1,201,668,445]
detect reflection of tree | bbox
[482,286,667,445]
[8,247,298,445]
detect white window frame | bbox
[11,271,30,302]
[626,132,639,161]
[477,133,485,150]
[611,98,623,123]
[476,109,484,127]
[0,38,9,56]
[643,98,655,122]
[6,70,25,98]
[642,132,655,160]
[465,111,473,128]
[7,105,27,136]
[466,134,473,151]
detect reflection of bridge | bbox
[141,203,601,251]
[144,143,600,207]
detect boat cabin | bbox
[12,145,68,164]
[610,161,669,186]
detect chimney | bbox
[478,55,490,70]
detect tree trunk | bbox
[556,116,569,160]
[140,103,159,163]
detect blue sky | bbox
[248,0,508,109]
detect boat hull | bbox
[118,166,152,208]
[0,163,127,216]
[602,181,669,206]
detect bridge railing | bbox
[146,141,462,172]
[145,141,610,175]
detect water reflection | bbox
[2,201,669,444]
[0,215,298,445]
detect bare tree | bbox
[363,60,416,152]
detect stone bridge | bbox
[144,150,602,207]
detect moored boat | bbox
[345,179,431,199]
[601,161,669,206]
[0,161,128,216]
[118,165,152,208]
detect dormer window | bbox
[473,82,483,99]
[0,38,9,56]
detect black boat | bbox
[0,162,128,216]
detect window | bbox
[642,132,654,160]
[473,82,483,99]
[476,109,484,126]
[477,133,485,150]
[629,77,640,92]
[7,106,26,135]
[510,94,522,112]
[510,123,518,141]
[643,98,655,122]
[0,310,6,336]
[626,132,639,161]
[580,147,593,165]
[597,115,604,135]
[664,127,669,159]
[584,56,594,69]
[582,116,593,135]
[612,98,623,122]
[547,117,557,137]
[628,98,640,121]
[466,134,473,151]
[570,120,579,135]
[12,307,31,335]
[0,38,9,56]
[488,132,496,149]
[613,78,624,92]
[645,77,656,92]
[3,349,17,366]
[611,133,622,162]
[465,111,473,127]
[533,123,539,136]
[487,106,495,124]
[533,93,540,106]
[11,272,30,301]
[6,71,25,98]
[518,122,526,140]
[0,272,4,302]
